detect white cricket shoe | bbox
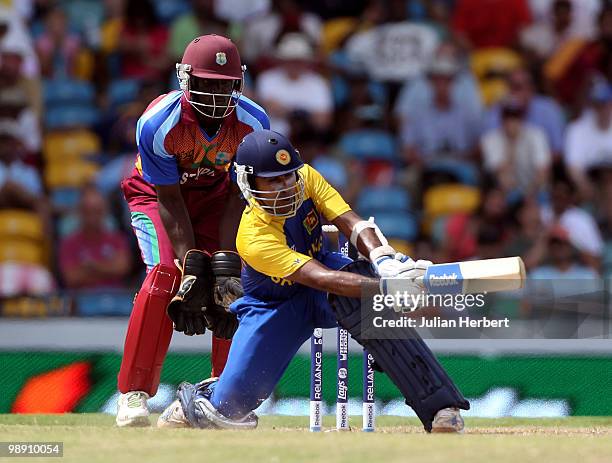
[157,400,190,428]
[431,407,464,433]
[116,391,150,427]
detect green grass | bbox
[1,414,611,463]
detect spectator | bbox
[0,71,41,158]
[1,7,42,134]
[240,0,322,66]
[118,0,169,81]
[214,0,271,24]
[529,225,600,297]
[521,0,591,59]
[256,33,332,135]
[452,0,532,49]
[587,163,612,255]
[484,67,565,154]
[335,72,389,133]
[395,42,482,131]
[99,0,126,55]
[565,79,612,200]
[401,56,482,163]
[542,174,603,270]
[167,0,229,62]
[59,186,131,290]
[547,3,612,111]
[0,7,39,80]
[504,197,548,270]
[440,183,511,262]
[0,120,45,212]
[481,99,551,199]
[528,0,600,39]
[344,17,439,82]
[34,4,85,79]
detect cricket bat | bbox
[422,257,526,295]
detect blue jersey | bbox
[134,91,269,188]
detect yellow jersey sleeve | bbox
[237,216,313,279]
[302,164,352,221]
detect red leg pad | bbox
[118,264,181,396]
[211,336,232,377]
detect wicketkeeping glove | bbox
[167,250,214,336]
[205,251,242,339]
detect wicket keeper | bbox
[159,130,469,432]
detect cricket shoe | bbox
[431,407,464,433]
[157,400,191,428]
[116,391,150,427]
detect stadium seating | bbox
[108,78,141,109]
[0,210,44,243]
[75,290,135,316]
[153,0,191,23]
[388,238,413,257]
[422,184,481,235]
[0,241,45,266]
[339,130,397,161]
[356,186,411,217]
[45,106,100,131]
[423,184,481,219]
[43,130,101,162]
[62,0,106,36]
[321,18,359,55]
[470,48,523,105]
[50,188,82,210]
[43,79,95,106]
[423,158,480,186]
[45,162,100,189]
[373,212,419,242]
[0,210,47,270]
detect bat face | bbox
[424,257,526,295]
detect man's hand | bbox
[379,258,433,312]
[397,259,433,288]
[373,252,418,277]
[167,250,213,336]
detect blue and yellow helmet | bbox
[235,130,305,217]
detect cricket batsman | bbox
[158,129,470,432]
[116,34,270,427]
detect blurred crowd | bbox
[1,0,612,316]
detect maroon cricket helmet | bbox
[181,34,243,80]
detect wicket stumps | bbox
[309,224,376,432]
[310,328,323,432]
[336,327,349,430]
[309,327,377,432]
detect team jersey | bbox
[134,91,269,188]
[236,164,352,300]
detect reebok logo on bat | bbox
[428,272,459,286]
[425,263,463,294]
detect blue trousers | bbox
[208,251,351,418]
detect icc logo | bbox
[313,328,323,337]
[338,368,347,380]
